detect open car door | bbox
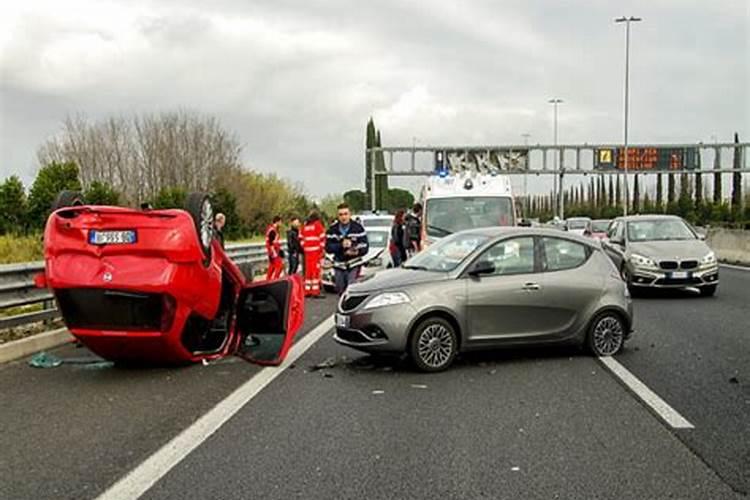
[234,274,304,365]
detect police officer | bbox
[325,203,368,294]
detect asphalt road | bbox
[1,267,748,499]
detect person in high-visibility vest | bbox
[300,211,326,297]
[265,215,284,281]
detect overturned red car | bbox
[36,190,304,365]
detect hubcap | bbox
[417,324,453,368]
[200,199,214,249]
[593,316,624,356]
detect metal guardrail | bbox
[0,242,272,332]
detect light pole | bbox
[615,15,642,217]
[548,98,563,219]
[521,133,531,217]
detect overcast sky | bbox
[1,0,747,199]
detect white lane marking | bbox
[720,263,750,271]
[598,356,694,429]
[96,316,334,500]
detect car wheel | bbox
[587,312,626,357]
[184,192,214,264]
[51,190,84,211]
[409,317,457,372]
[699,284,717,297]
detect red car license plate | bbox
[89,230,137,245]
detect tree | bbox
[731,132,743,214]
[0,176,28,234]
[343,190,367,212]
[374,129,389,210]
[150,186,187,209]
[385,188,414,211]
[632,174,640,214]
[608,177,614,209]
[84,181,120,206]
[615,176,622,207]
[365,118,376,204]
[37,111,243,204]
[28,161,82,229]
[713,145,722,204]
[656,174,664,212]
[695,170,703,206]
[667,173,676,205]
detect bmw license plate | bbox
[670,271,689,279]
[335,314,350,329]
[89,230,137,245]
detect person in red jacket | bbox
[265,215,284,280]
[300,211,326,297]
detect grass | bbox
[0,234,43,264]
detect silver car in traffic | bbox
[602,215,719,296]
[333,227,633,371]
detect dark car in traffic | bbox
[333,227,633,371]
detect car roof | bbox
[615,214,684,222]
[454,226,598,246]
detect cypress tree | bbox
[656,173,664,212]
[667,173,676,204]
[608,176,615,208]
[732,132,743,213]
[632,174,640,214]
[616,176,622,206]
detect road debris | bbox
[322,372,334,378]
[729,376,739,384]
[511,466,520,472]
[28,352,62,368]
[410,384,428,389]
[310,357,337,371]
[372,390,385,395]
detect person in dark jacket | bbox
[404,202,423,256]
[389,209,408,267]
[286,216,303,275]
[325,203,368,294]
[214,213,226,249]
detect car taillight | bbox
[160,294,177,332]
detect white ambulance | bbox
[420,171,517,246]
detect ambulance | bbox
[420,170,517,246]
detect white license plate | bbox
[89,230,137,245]
[335,314,350,329]
[671,271,688,279]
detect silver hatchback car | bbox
[333,227,633,372]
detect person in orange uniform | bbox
[300,211,326,297]
[265,215,284,280]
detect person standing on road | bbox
[265,215,284,280]
[404,202,423,257]
[214,213,226,249]
[286,216,303,275]
[326,203,368,294]
[300,211,326,297]
[389,209,408,267]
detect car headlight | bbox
[630,253,657,269]
[701,251,716,265]
[362,292,410,310]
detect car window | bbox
[542,237,589,272]
[607,221,619,238]
[407,232,490,272]
[478,237,535,276]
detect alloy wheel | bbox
[417,323,454,369]
[592,315,624,356]
[200,199,214,250]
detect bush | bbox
[27,162,82,230]
[0,234,43,264]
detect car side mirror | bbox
[697,233,706,241]
[469,260,495,277]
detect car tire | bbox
[51,190,84,211]
[184,192,214,264]
[409,317,458,372]
[699,284,717,297]
[586,311,626,357]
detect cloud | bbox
[0,0,747,199]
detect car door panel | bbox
[234,274,304,365]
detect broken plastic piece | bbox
[28,352,62,368]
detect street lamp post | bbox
[548,99,563,219]
[615,15,642,217]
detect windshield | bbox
[425,197,514,238]
[360,217,393,228]
[591,220,611,232]
[627,219,696,242]
[567,219,588,230]
[405,232,490,272]
[367,230,388,248]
